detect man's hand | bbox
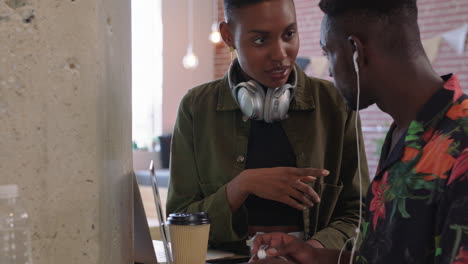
[250,233,351,264]
[252,233,298,256]
[227,167,329,212]
[249,258,293,264]
[251,232,318,264]
[266,237,319,264]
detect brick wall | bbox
[214,0,468,177]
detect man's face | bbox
[320,16,373,111]
[229,0,299,88]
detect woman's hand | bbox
[227,167,329,212]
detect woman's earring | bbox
[230,46,236,61]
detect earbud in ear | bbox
[353,51,359,73]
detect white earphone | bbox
[353,50,359,73]
[228,60,297,123]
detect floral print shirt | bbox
[358,74,468,264]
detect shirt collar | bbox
[414,74,463,127]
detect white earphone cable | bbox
[349,60,362,264]
[337,52,362,264]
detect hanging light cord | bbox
[188,0,194,51]
[213,0,218,26]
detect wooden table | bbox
[139,185,168,240]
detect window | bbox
[131,0,162,151]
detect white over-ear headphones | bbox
[228,60,297,123]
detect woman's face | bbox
[224,0,299,88]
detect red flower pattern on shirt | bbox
[444,74,463,102]
[370,172,390,230]
[453,247,468,264]
[414,133,456,181]
[448,149,468,186]
[447,99,468,120]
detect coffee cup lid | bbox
[167,212,210,225]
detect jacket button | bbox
[236,155,245,163]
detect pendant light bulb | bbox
[183,45,199,69]
[209,23,222,44]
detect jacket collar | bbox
[216,64,315,111]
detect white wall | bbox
[162,0,216,134]
[0,0,133,263]
[132,0,163,149]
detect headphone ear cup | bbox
[353,51,359,73]
[264,84,295,123]
[234,80,265,120]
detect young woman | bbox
[167,0,369,254]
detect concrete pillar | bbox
[0,0,133,263]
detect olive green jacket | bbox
[166,68,370,254]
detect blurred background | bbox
[134,1,467,242]
[0,0,466,262]
[135,0,468,178]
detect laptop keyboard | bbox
[152,240,168,263]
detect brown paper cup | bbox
[169,223,210,264]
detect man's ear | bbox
[220,21,235,49]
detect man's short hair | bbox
[319,0,418,20]
[319,0,421,57]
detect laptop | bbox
[135,162,248,264]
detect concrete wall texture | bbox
[214,0,468,178]
[0,0,133,263]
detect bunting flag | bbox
[310,56,329,78]
[442,24,468,55]
[422,36,442,63]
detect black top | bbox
[244,120,304,227]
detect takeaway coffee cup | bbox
[167,212,210,264]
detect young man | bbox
[252,0,468,263]
[167,0,369,254]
